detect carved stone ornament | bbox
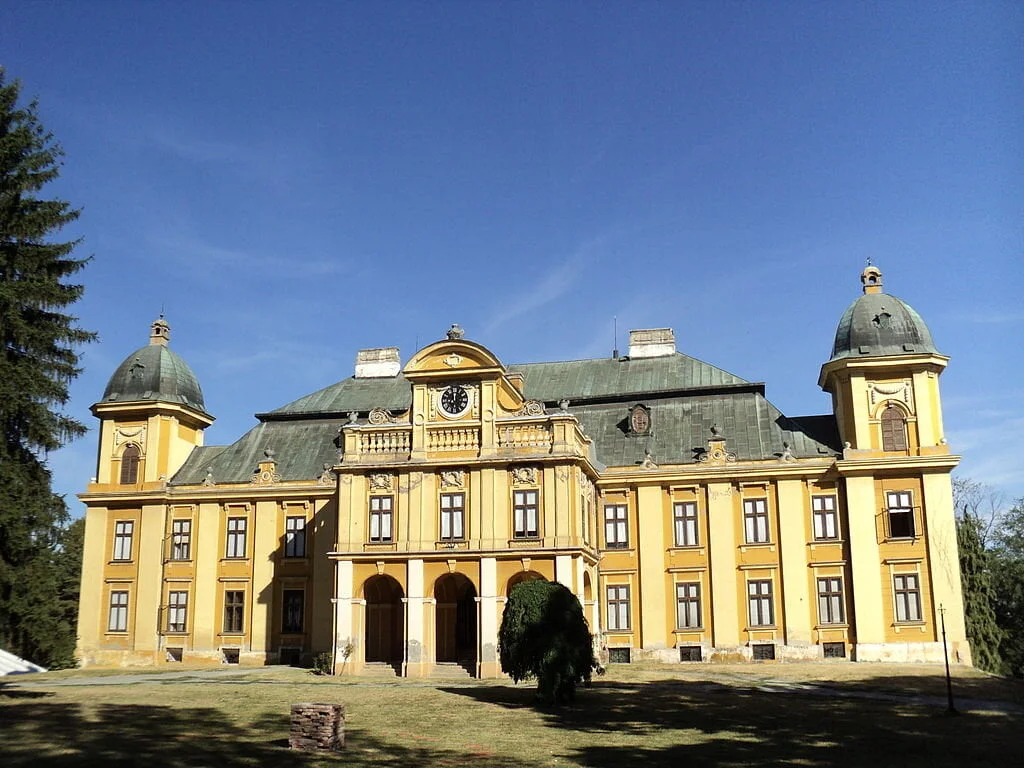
[869,380,914,413]
[318,463,336,486]
[515,400,546,417]
[629,404,650,434]
[778,441,796,462]
[641,450,658,469]
[113,425,146,455]
[699,446,736,465]
[202,468,216,487]
[510,466,538,485]
[368,407,396,425]
[446,323,465,340]
[443,353,463,368]
[369,472,393,490]
[439,469,464,488]
[251,466,281,486]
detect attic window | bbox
[120,445,141,485]
[881,405,908,452]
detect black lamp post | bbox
[939,604,959,716]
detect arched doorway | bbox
[434,573,477,669]
[506,570,546,597]
[364,575,404,668]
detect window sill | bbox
[605,629,632,635]
[163,630,190,636]
[739,543,775,552]
[668,546,705,554]
[814,623,849,630]
[892,621,926,628]
[218,632,246,638]
[105,630,129,636]
[884,537,921,543]
[220,558,250,563]
[363,543,395,551]
[604,544,631,551]
[674,627,704,633]
[166,559,193,564]
[745,625,777,631]
[108,560,134,565]
[809,539,844,546]
[435,540,468,550]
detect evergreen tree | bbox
[0,68,95,667]
[990,500,1024,678]
[956,511,1003,673]
[498,580,599,706]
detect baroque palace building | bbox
[76,265,970,674]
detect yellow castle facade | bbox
[76,266,970,674]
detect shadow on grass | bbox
[443,674,1022,768]
[0,699,533,768]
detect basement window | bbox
[752,644,776,661]
[608,647,631,664]
[679,646,702,662]
[222,648,240,665]
[165,647,183,663]
[823,642,847,659]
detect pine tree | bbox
[0,68,96,667]
[956,511,1003,673]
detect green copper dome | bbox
[830,266,939,362]
[101,317,207,412]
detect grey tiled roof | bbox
[171,352,838,486]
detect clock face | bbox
[440,385,470,416]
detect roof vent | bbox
[628,328,676,359]
[354,347,400,378]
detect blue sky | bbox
[4,1,1022,511]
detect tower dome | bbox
[829,266,939,361]
[100,317,207,412]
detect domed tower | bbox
[820,266,967,664]
[90,316,214,488]
[819,265,948,456]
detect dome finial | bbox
[150,315,171,346]
[860,263,883,295]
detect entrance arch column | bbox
[406,559,427,677]
[479,557,499,677]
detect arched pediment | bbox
[403,339,505,378]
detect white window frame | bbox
[743,499,770,544]
[747,579,774,627]
[513,490,539,538]
[168,590,188,632]
[606,584,631,630]
[113,520,134,561]
[676,582,702,629]
[812,495,839,540]
[108,590,129,632]
[285,515,307,556]
[604,504,629,548]
[226,517,247,559]
[440,493,465,541]
[673,502,699,547]
[894,573,922,623]
[816,576,845,625]
[886,491,916,539]
[369,497,393,543]
[171,519,191,561]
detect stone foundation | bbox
[289,703,345,752]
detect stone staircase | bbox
[430,661,475,679]
[361,662,400,677]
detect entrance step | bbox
[430,662,475,679]
[362,662,399,677]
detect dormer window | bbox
[880,404,908,452]
[120,445,140,485]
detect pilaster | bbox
[707,482,739,648]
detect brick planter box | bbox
[289,703,345,752]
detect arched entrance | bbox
[364,575,404,668]
[434,573,477,669]
[506,570,546,597]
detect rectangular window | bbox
[823,642,846,659]
[368,498,393,543]
[812,496,839,540]
[886,491,916,538]
[113,521,134,561]
[224,590,245,633]
[604,504,629,549]
[285,515,306,556]
[894,573,922,623]
[752,643,776,661]
[817,577,845,624]
[606,585,631,630]
[744,499,770,543]
[282,589,304,634]
[673,502,699,547]
[167,591,188,632]
[440,493,465,540]
[675,582,702,629]
[171,519,191,560]
[513,490,539,538]
[679,645,702,662]
[226,517,247,558]
[108,591,129,632]
[747,580,774,627]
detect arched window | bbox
[120,445,141,485]
[880,405,908,452]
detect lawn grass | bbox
[2,662,1021,767]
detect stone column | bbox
[776,479,812,650]
[479,557,500,677]
[707,482,740,652]
[333,560,356,674]
[405,558,427,677]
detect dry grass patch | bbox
[1,662,1020,767]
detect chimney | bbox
[627,328,676,359]
[354,347,401,378]
[507,372,525,393]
